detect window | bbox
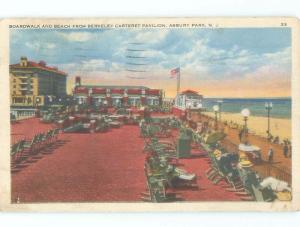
[14,97,25,103]
[154,100,159,105]
[128,97,140,106]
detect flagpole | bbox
[177,68,180,95]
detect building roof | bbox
[74,85,162,96]
[77,85,149,90]
[10,60,67,76]
[181,89,200,95]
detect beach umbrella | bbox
[205,132,226,145]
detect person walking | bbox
[283,143,289,158]
[268,147,274,163]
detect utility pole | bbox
[177,69,181,95]
[265,102,273,138]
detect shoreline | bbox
[203,111,291,141]
[205,110,291,120]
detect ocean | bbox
[203,98,291,119]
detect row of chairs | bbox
[142,137,197,202]
[205,148,275,202]
[139,117,181,138]
[141,119,178,202]
[11,128,60,166]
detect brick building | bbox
[73,77,163,107]
[10,57,67,107]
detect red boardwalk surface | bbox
[11,119,241,203]
[11,118,55,144]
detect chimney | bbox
[75,76,81,87]
[20,56,28,67]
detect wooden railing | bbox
[220,138,291,184]
[252,164,291,185]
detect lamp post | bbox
[213,105,219,130]
[241,108,250,140]
[265,102,273,138]
[217,100,223,123]
[187,102,192,120]
[198,103,203,121]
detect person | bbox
[268,147,274,163]
[238,129,243,142]
[283,143,289,158]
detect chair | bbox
[11,139,26,165]
[23,134,39,155]
[11,142,20,158]
[53,128,60,141]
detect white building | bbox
[172,90,204,115]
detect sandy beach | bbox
[203,112,291,141]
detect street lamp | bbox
[197,103,203,121]
[265,102,273,138]
[217,100,223,122]
[213,105,219,130]
[187,102,192,119]
[241,108,250,137]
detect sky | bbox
[10,28,291,98]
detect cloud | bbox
[58,31,95,42]
[25,42,40,50]
[46,43,56,49]
[25,42,56,51]
[11,28,291,97]
[135,30,169,44]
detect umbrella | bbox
[206,132,226,145]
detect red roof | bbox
[10,60,67,76]
[127,89,142,95]
[181,90,199,95]
[146,89,160,96]
[92,88,106,94]
[111,88,124,95]
[74,87,89,94]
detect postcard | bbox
[0,17,299,211]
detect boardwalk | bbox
[191,113,291,184]
[11,118,241,203]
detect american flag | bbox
[170,67,180,78]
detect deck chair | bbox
[251,184,274,202]
[142,163,168,202]
[206,155,222,182]
[11,139,26,164]
[205,152,219,179]
[251,184,265,201]
[11,142,20,159]
[147,176,167,202]
[23,134,39,155]
[46,129,54,144]
[53,128,60,141]
[37,133,46,151]
[235,168,255,198]
[41,131,50,145]
[11,141,21,164]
